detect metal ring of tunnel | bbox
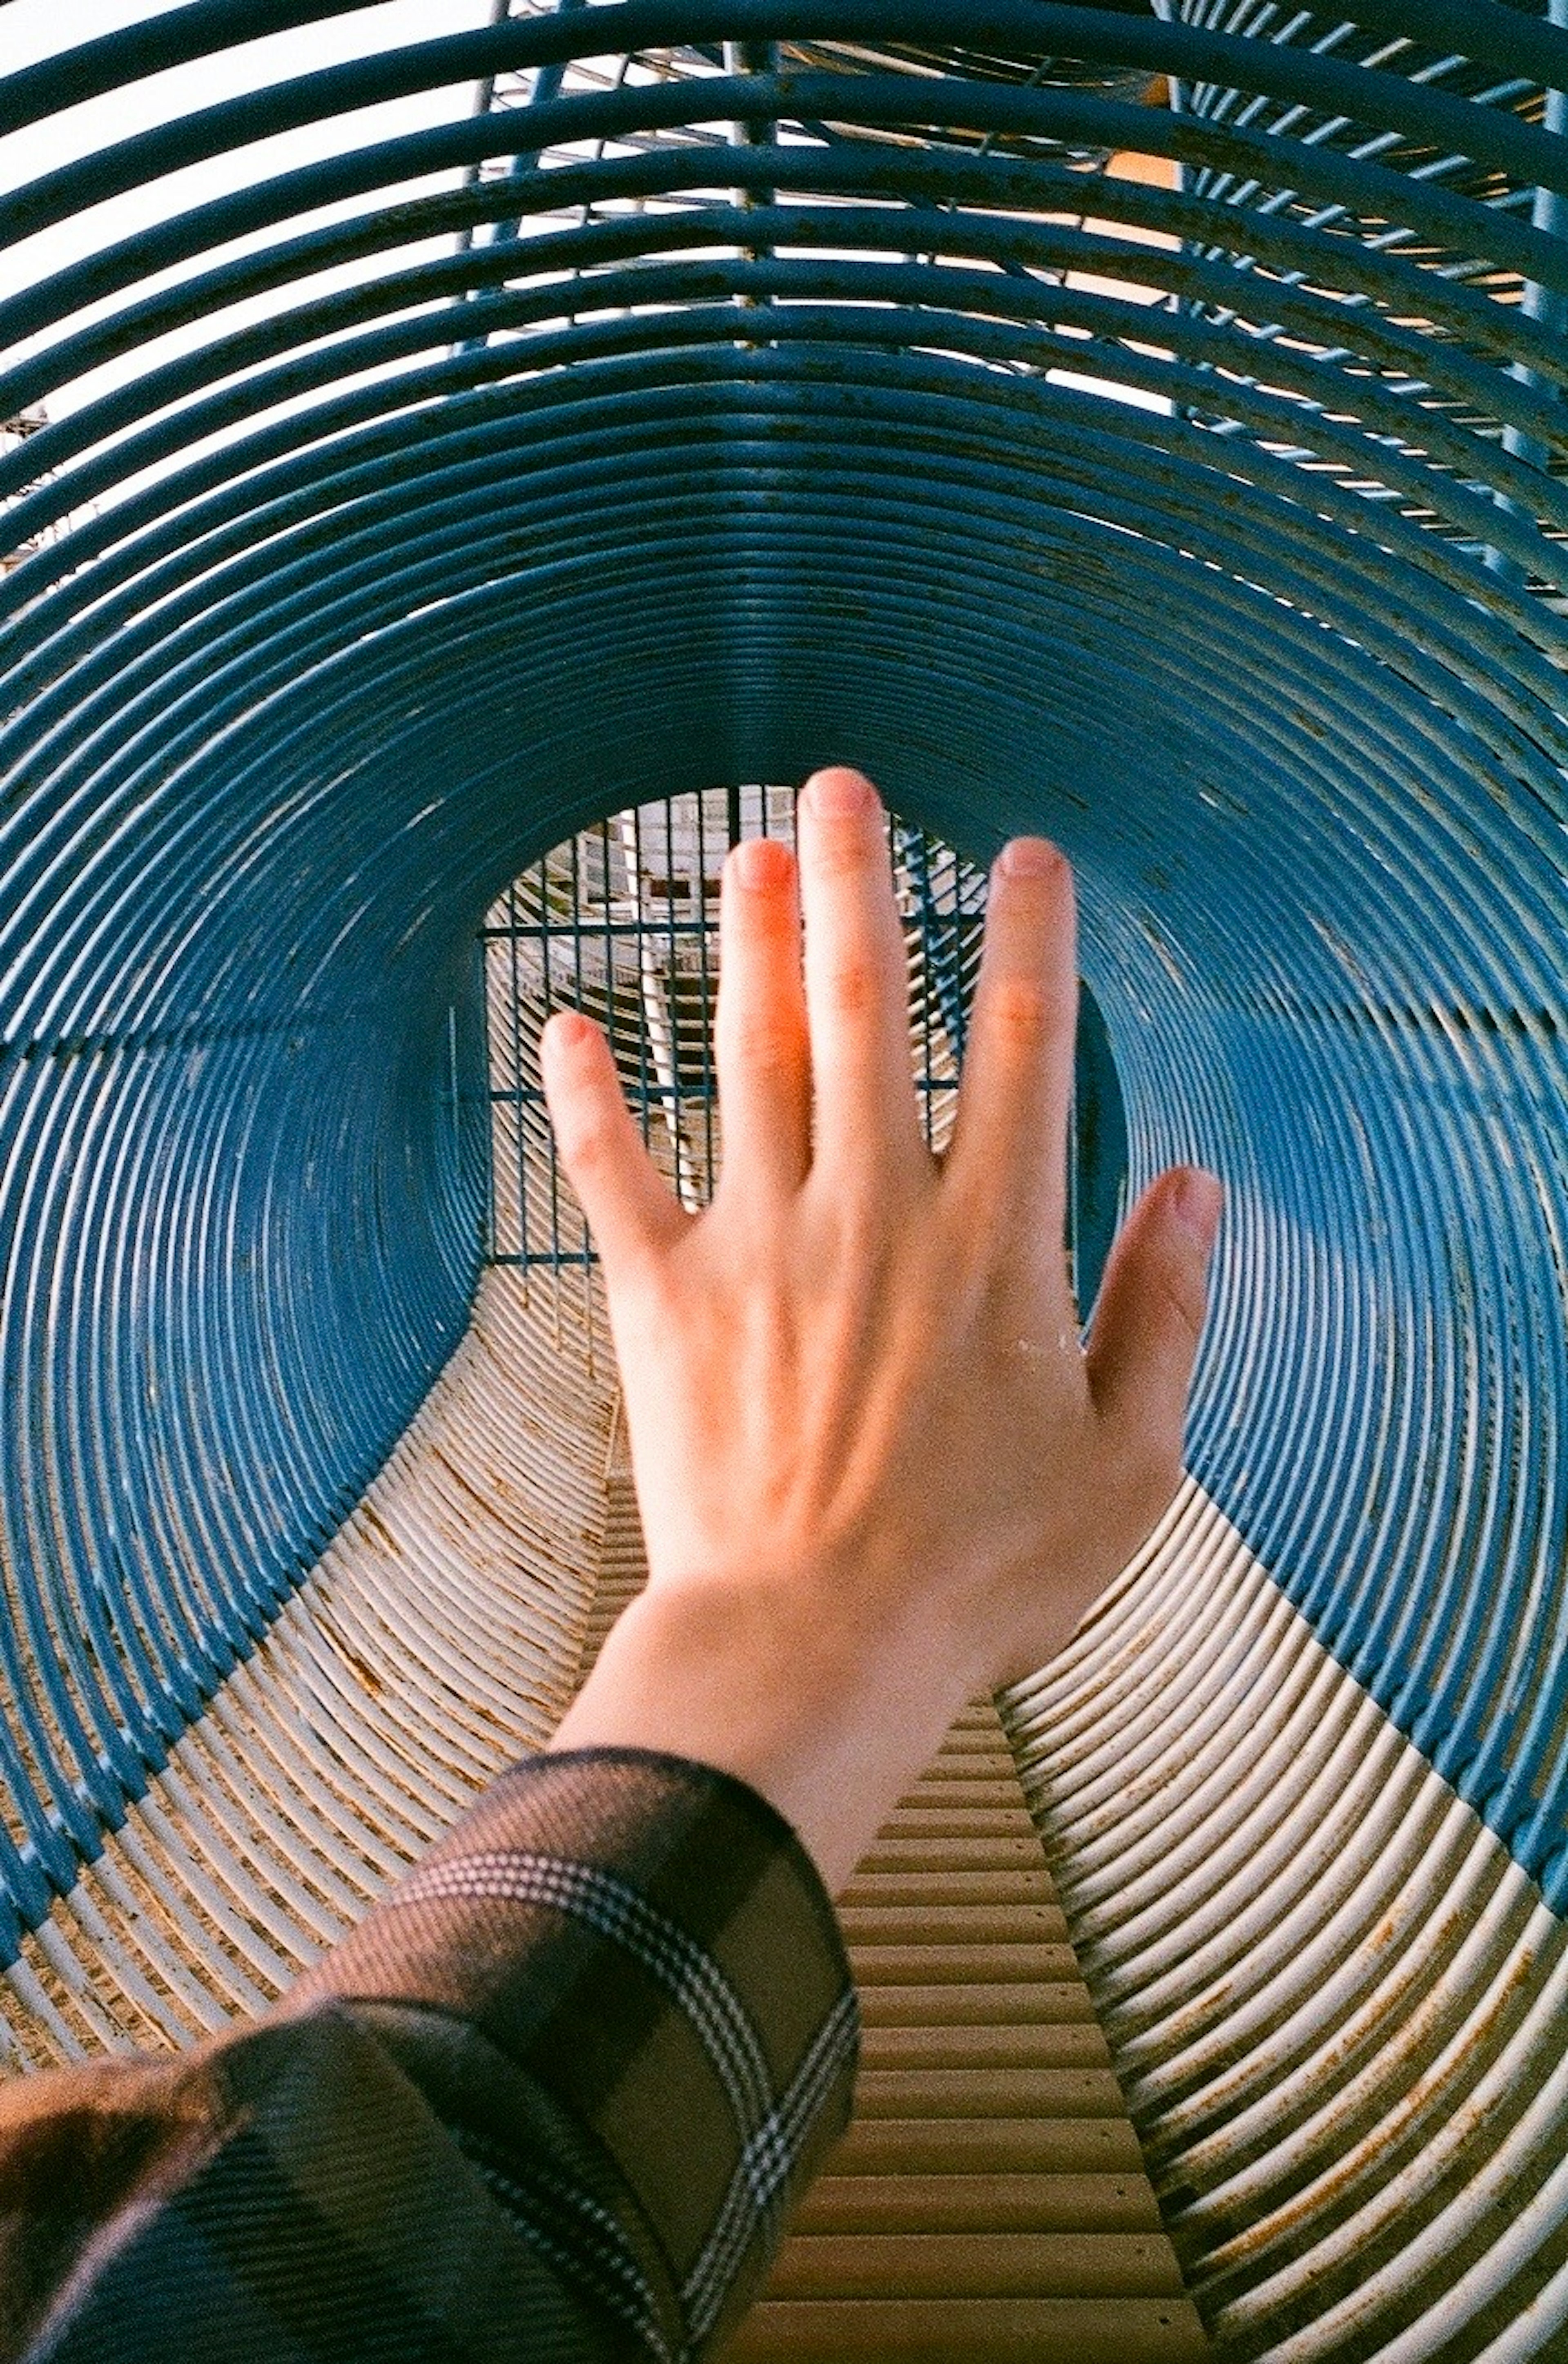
[4,4,1568,2355]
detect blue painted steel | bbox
[896,822,972,1071]
[452,0,589,354]
[2,0,1568,1961]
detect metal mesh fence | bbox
[480,788,1127,1317]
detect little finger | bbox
[542,1009,690,1277]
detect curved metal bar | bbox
[4,6,1568,2354]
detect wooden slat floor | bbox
[575,1468,1211,2364]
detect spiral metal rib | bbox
[0,1261,612,2063]
[4,4,1568,2353]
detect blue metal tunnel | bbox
[4,3,1568,2355]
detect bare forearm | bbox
[550,1573,970,1892]
[547,1550,1107,1894]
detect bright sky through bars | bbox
[0,0,497,536]
[0,0,1174,535]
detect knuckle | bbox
[822,958,879,1018]
[983,974,1061,1048]
[1152,1257,1207,1348]
[731,1015,805,1079]
[805,828,877,882]
[827,1192,899,1277]
[558,1107,620,1186]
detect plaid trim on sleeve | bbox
[0,1751,858,2364]
[284,1748,861,2362]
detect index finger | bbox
[940,838,1078,1245]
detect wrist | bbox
[548,1569,973,1893]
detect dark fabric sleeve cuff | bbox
[294,1748,860,2361]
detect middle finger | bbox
[796,767,927,1185]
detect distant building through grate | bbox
[480,789,1127,1315]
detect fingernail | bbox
[804,766,875,819]
[545,1009,595,1055]
[1173,1168,1223,1252]
[733,835,792,889]
[1000,837,1062,879]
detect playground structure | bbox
[4,5,1568,2355]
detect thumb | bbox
[541,1010,688,1274]
[1085,1166,1222,1451]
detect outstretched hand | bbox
[545,767,1220,1890]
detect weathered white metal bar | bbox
[1004,1487,1568,2361]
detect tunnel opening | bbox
[477,787,1129,1322]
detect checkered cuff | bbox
[303,1749,860,2362]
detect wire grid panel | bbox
[481,787,986,1261]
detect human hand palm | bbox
[543,769,1220,1703]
